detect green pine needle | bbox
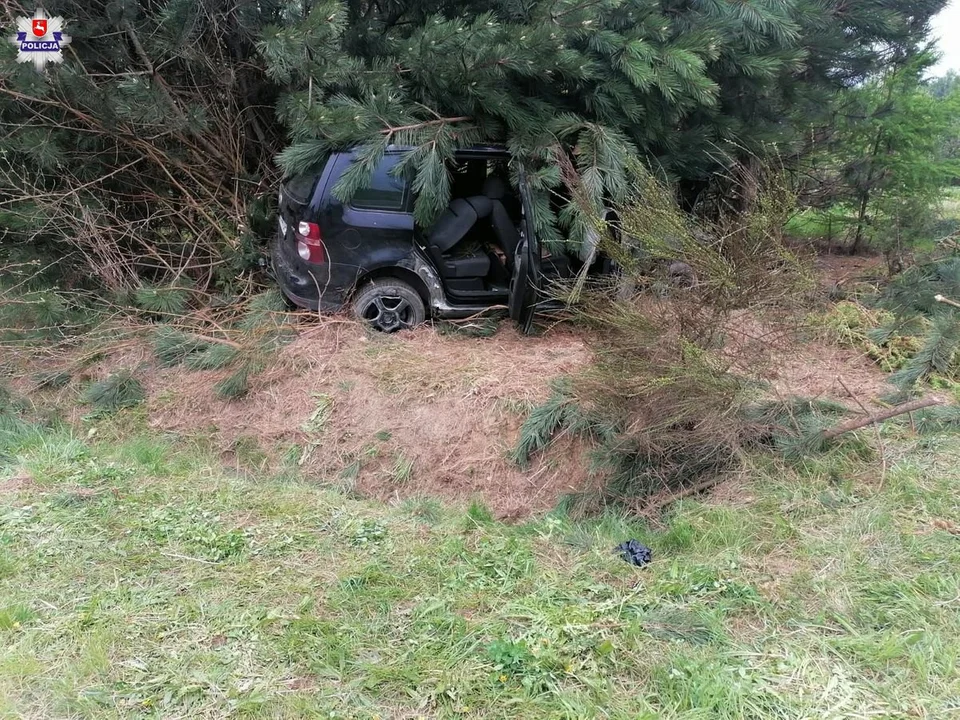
[135,284,192,316]
[214,365,251,400]
[152,327,211,367]
[913,406,960,434]
[84,371,145,412]
[33,370,71,389]
[184,344,241,371]
[890,315,960,392]
[509,380,591,468]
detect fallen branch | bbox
[837,375,886,486]
[638,475,727,515]
[935,294,960,310]
[820,397,943,440]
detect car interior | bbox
[421,157,523,299]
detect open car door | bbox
[508,169,542,334]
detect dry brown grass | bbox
[6,255,904,518]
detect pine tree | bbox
[0,0,283,289]
[264,0,949,246]
[804,52,960,258]
[0,0,949,285]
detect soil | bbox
[19,254,915,519]
[814,250,886,291]
[723,309,894,407]
[144,321,594,519]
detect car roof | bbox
[382,144,509,158]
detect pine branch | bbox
[120,20,232,169]
[820,398,943,440]
[381,116,471,139]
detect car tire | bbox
[352,279,426,332]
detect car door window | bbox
[350,155,409,212]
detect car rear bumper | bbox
[271,233,349,312]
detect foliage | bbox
[184,343,242,371]
[146,290,295,398]
[868,253,960,393]
[134,284,194,317]
[509,379,609,468]
[741,396,857,459]
[815,301,920,372]
[264,0,945,239]
[0,0,283,291]
[801,54,960,257]
[83,370,146,412]
[0,284,99,346]
[0,0,949,289]
[513,163,815,502]
[32,370,72,389]
[152,327,211,368]
[214,360,261,400]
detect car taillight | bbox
[298,221,321,240]
[295,221,325,264]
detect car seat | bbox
[482,177,521,265]
[426,198,492,279]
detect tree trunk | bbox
[849,125,886,255]
[850,190,870,255]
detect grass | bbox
[1,411,959,718]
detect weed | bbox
[466,500,495,526]
[342,518,388,546]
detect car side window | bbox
[350,155,409,212]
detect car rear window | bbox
[283,173,319,203]
[351,155,409,212]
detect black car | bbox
[272,145,577,333]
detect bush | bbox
[514,163,815,508]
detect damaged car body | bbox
[272,145,605,333]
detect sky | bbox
[930,2,960,75]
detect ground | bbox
[1,255,959,718]
[1,412,958,718]
[47,263,898,519]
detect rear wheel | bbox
[353,280,426,332]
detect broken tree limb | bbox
[820,397,943,440]
[935,294,960,310]
[637,475,728,515]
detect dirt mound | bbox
[26,255,898,518]
[146,321,593,518]
[139,307,891,517]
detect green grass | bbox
[1,417,959,718]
